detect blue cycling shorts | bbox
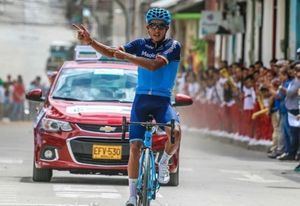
[129,94,180,143]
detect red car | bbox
[26,49,192,186]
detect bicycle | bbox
[122,115,175,206]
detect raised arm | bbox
[73,24,116,58]
[113,49,166,71]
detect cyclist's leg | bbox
[126,140,142,206]
[126,95,149,205]
[153,99,181,184]
[154,98,181,155]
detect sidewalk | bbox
[182,126,272,152]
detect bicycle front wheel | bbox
[141,148,151,206]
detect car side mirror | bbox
[26,89,45,102]
[172,93,193,107]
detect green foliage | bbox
[191,38,206,54]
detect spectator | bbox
[285,65,300,161]
[267,78,284,158]
[269,58,278,71]
[254,60,264,72]
[28,76,47,120]
[10,75,25,121]
[0,79,4,120]
[253,86,273,140]
[3,74,13,120]
[240,75,256,137]
[186,72,199,97]
[176,70,187,94]
[273,68,294,160]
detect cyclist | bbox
[73,7,181,206]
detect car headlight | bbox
[41,117,73,132]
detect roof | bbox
[62,61,137,70]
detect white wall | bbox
[276,0,286,60]
[214,35,222,68]
[228,36,234,63]
[245,0,254,66]
[236,33,243,63]
[262,0,273,66]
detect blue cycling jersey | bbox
[123,38,181,97]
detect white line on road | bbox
[180,167,194,172]
[220,169,285,183]
[55,191,121,199]
[0,185,17,202]
[0,159,23,164]
[233,174,285,183]
[53,184,121,199]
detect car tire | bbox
[167,167,179,186]
[32,161,52,182]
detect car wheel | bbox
[167,167,179,186]
[32,161,52,182]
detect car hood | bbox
[48,99,132,124]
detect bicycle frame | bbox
[137,126,157,205]
[122,116,175,205]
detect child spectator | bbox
[240,75,256,137]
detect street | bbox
[0,1,299,206]
[0,122,299,206]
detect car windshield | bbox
[51,67,137,102]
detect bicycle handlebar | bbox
[121,116,176,144]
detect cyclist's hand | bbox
[113,50,127,60]
[72,24,92,45]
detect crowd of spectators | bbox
[177,56,300,172]
[0,75,46,122]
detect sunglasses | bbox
[148,23,168,30]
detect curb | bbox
[182,127,271,153]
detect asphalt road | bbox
[0,122,299,206]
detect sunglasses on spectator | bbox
[148,23,168,30]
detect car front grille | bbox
[76,123,128,133]
[69,137,129,166]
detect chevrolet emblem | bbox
[99,126,116,133]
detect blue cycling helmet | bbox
[145,8,172,25]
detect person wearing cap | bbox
[73,7,181,206]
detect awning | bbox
[150,0,204,14]
[150,0,181,8]
[173,13,201,20]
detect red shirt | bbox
[12,83,25,103]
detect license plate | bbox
[92,145,122,160]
